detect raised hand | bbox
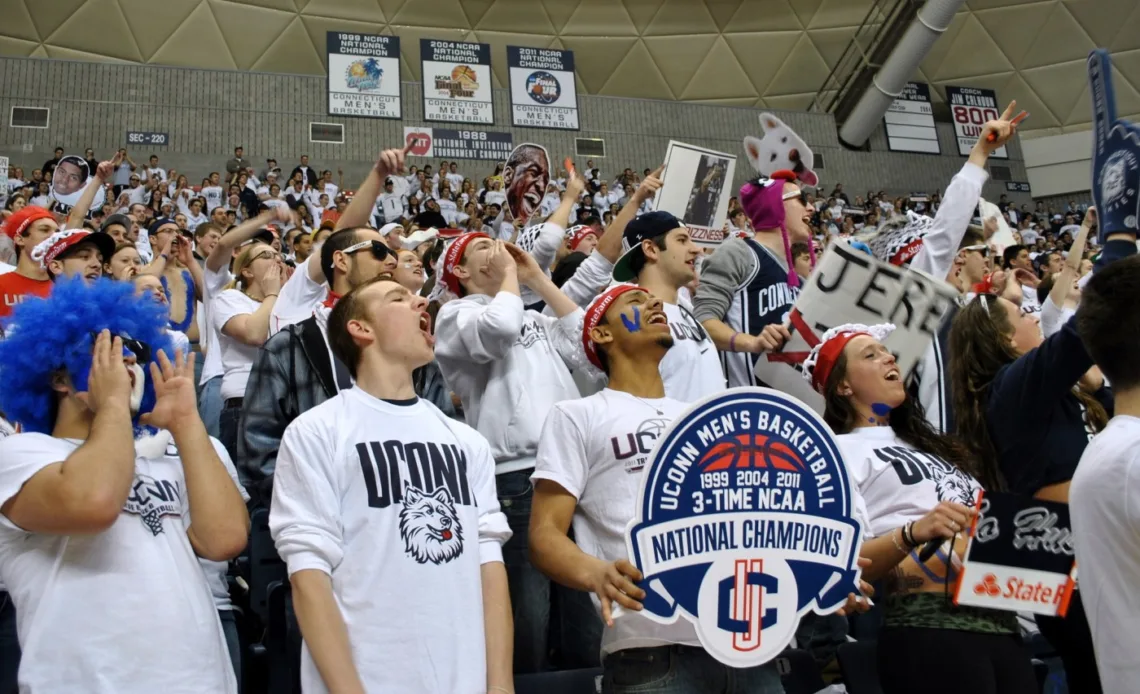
[976,100,1027,153]
[484,240,515,286]
[376,144,413,180]
[635,165,665,203]
[260,261,282,296]
[77,330,133,413]
[95,160,116,181]
[912,501,976,543]
[503,242,543,285]
[139,349,200,433]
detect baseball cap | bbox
[33,229,116,268]
[148,217,179,235]
[612,211,684,282]
[100,213,132,234]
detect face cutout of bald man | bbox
[502,143,550,223]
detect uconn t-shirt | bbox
[269,388,510,694]
[723,239,799,388]
[661,297,725,402]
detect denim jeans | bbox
[218,609,241,693]
[219,401,241,462]
[602,645,785,694]
[199,376,223,440]
[497,469,549,673]
[0,592,18,694]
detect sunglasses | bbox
[249,250,282,263]
[961,244,989,257]
[781,189,808,205]
[343,239,392,261]
[90,331,152,363]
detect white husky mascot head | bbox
[744,113,819,188]
[399,486,464,565]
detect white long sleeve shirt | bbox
[435,292,583,473]
[270,389,509,694]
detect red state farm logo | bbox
[406,131,432,156]
[974,573,1001,597]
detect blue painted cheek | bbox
[621,307,642,333]
[871,402,892,417]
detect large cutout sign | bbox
[625,388,864,668]
[1089,49,1140,240]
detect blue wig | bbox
[0,277,173,434]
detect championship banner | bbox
[507,46,579,130]
[954,492,1076,618]
[754,242,959,413]
[403,127,513,161]
[1088,49,1140,240]
[884,82,940,155]
[421,39,493,125]
[626,388,864,668]
[654,141,737,246]
[946,86,1008,158]
[327,32,401,119]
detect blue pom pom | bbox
[0,277,173,434]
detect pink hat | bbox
[739,169,814,287]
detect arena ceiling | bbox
[0,0,1138,138]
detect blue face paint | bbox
[621,306,642,333]
[871,402,891,417]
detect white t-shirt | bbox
[269,389,510,694]
[436,197,459,225]
[269,257,326,337]
[211,288,263,400]
[446,172,464,191]
[145,166,167,182]
[0,433,236,693]
[836,426,981,538]
[1071,415,1140,694]
[483,190,506,208]
[199,265,232,384]
[532,389,701,655]
[201,185,224,212]
[660,298,725,403]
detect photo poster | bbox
[501,143,550,223]
[754,241,960,414]
[978,197,1017,253]
[507,46,579,130]
[654,141,737,246]
[50,154,105,218]
[327,32,402,119]
[421,39,493,125]
[954,491,1076,618]
[946,86,1008,158]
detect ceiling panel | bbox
[1,0,1137,138]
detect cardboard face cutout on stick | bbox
[50,154,105,217]
[502,143,550,223]
[744,114,819,188]
[1089,49,1140,241]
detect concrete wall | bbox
[1022,131,1092,199]
[0,56,1031,205]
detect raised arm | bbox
[595,166,663,264]
[206,207,290,273]
[336,145,412,231]
[67,156,117,228]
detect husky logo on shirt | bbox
[611,418,669,473]
[516,319,548,349]
[399,486,464,564]
[873,446,980,506]
[626,388,864,668]
[123,474,183,536]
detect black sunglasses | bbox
[90,331,152,363]
[343,239,392,261]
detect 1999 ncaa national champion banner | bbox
[326,32,401,119]
[507,46,579,130]
[626,388,864,667]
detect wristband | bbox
[729,331,741,352]
[902,521,919,548]
[891,527,910,555]
[159,253,169,261]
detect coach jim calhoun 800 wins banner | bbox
[326,32,401,119]
[507,46,579,130]
[626,388,864,667]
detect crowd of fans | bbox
[0,100,1132,694]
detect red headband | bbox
[582,284,647,371]
[810,331,869,393]
[3,207,54,239]
[441,232,489,296]
[569,226,597,251]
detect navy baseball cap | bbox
[612,211,685,282]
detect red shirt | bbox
[0,271,51,319]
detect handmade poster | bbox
[654,141,736,246]
[501,143,550,222]
[954,491,1076,618]
[326,32,401,119]
[626,388,864,668]
[755,242,959,414]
